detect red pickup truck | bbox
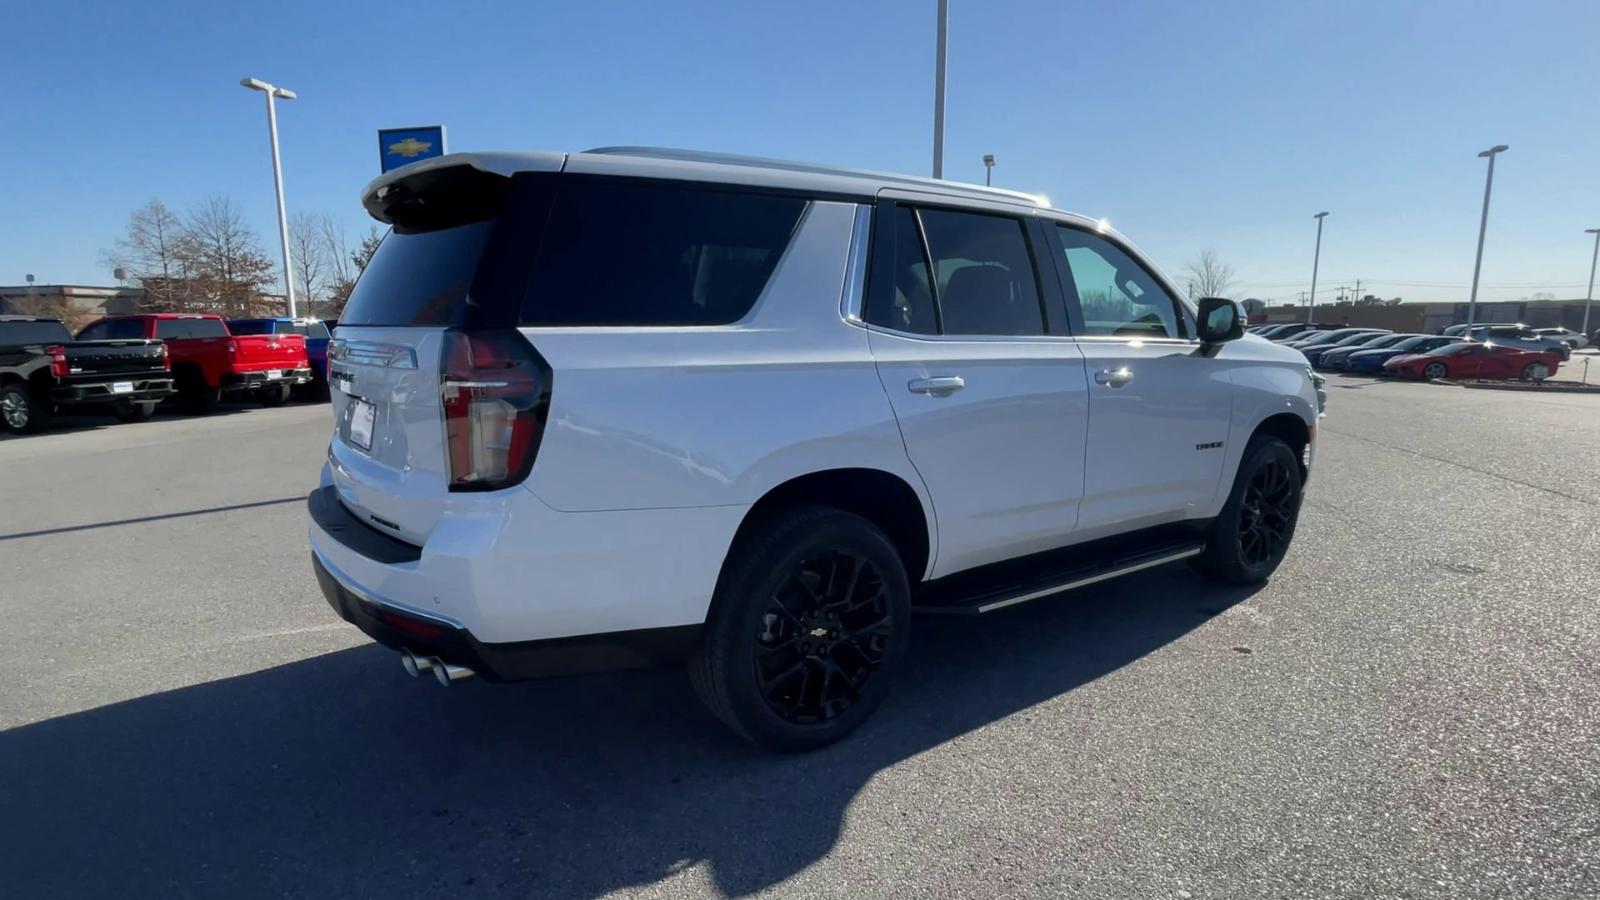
[77,314,312,413]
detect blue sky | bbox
[5,0,1599,303]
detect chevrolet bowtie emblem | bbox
[387,137,433,158]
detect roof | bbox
[362,146,1055,213]
[0,315,60,322]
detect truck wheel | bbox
[259,383,291,407]
[689,506,911,752]
[0,383,48,434]
[1192,434,1303,586]
[113,400,158,423]
[177,372,218,415]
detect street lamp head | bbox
[982,154,995,166]
[1313,211,1329,219]
[1477,144,1509,157]
[240,77,271,92]
[1586,228,1600,235]
[273,87,297,100]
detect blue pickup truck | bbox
[226,317,333,399]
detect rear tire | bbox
[113,400,158,423]
[0,383,48,434]
[1192,434,1303,586]
[1520,362,1546,382]
[1422,362,1448,381]
[689,506,911,752]
[259,383,291,407]
[177,371,219,415]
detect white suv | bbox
[308,148,1324,750]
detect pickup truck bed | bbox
[0,315,174,433]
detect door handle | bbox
[1094,367,1133,387]
[908,376,965,396]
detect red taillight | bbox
[439,329,551,492]
[45,345,69,378]
[159,342,171,370]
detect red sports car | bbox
[1383,341,1562,381]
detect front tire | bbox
[259,383,291,407]
[690,506,911,752]
[1422,362,1448,381]
[1193,434,1304,585]
[113,400,158,422]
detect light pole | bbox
[1584,228,1600,337]
[932,0,948,179]
[240,77,298,318]
[1465,144,1508,329]
[983,154,995,186]
[1307,211,1329,323]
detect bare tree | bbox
[184,196,277,316]
[105,200,196,310]
[289,211,327,314]
[1183,249,1237,299]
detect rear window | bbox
[339,174,807,328]
[156,318,227,340]
[521,181,806,326]
[228,320,271,335]
[78,319,148,341]
[0,320,72,344]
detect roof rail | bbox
[583,146,1047,206]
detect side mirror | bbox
[1196,297,1244,346]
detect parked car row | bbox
[1244,322,1565,382]
[0,312,333,434]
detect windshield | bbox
[0,320,73,344]
[1391,336,1441,351]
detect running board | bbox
[912,532,1206,616]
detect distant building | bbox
[0,284,146,319]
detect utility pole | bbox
[1353,278,1362,304]
[1308,211,1329,323]
[932,0,948,179]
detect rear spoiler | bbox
[361,152,566,227]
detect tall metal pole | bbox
[262,91,297,318]
[932,0,948,179]
[1465,145,1508,329]
[1583,229,1600,337]
[1307,212,1328,324]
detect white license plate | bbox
[266,370,283,380]
[349,398,377,452]
[111,382,134,395]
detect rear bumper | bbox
[305,479,744,677]
[222,367,312,391]
[311,549,699,681]
[52,376,175,405]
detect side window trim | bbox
[1048,220,1193,342]
[908,207,945,335]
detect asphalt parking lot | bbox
[1,378,1596,899]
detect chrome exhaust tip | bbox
[400,649,435,678]
[432,661,474,686]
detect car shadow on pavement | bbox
[0,568,1260,899]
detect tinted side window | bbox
[155,319,190,340]
[191,319,227,338]
[917,208,1044,336]
[1055,226,1184,339]
[866,206,939,334]
[522,182,807,326]
[306,322,331,339]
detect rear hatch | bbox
[326,157,562,545]
[229,333,308,372]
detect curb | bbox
[1457,380,1600,393]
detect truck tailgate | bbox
[61,340,168,377]
[230,334,308,371]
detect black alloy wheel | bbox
[753,550,893,725]
[1237,454,1296,569]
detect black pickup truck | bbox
[0,315,175,433]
